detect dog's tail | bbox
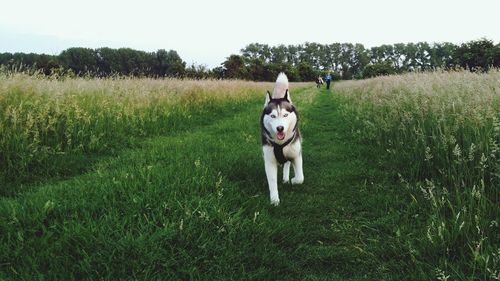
[272,72,289,99]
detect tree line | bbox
[0,48,187,77]
[1,39,498,81]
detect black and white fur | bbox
[261,73,304,205]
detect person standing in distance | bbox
[325,71,333,90]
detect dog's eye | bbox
[270,114,276,118]
[284,113,289,117]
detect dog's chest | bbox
[282,141,301,159]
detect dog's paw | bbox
[291,177,304,185]
[283,179,290,184]
[270,198,280,206]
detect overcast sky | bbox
[1,0,499,67]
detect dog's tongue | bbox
[277,132,285,140]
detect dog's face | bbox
[262,91,298,143]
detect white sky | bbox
[0,0,499,67]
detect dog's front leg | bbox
[263,146,279,205]
[291,153,304,185]
[283,161,291,183]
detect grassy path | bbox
[262,89,420,280]
[1,87,424,280]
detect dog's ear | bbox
[284,89,290,102]
[265,90,272,103]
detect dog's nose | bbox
[277,126,284,132]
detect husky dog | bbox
[261,73,304,205]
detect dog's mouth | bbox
[277,132,285,141]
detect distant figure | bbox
[315,76,324,88]
[324,71,333,90]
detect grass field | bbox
[0,71,499,280]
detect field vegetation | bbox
[0,70,498,280]
[0,74,284,189]
[335,70,499,280]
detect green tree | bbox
[430,42,455,69]
[222,55,247,79]
[286,45,300,66]
[185,64,210,79]
[270,44,288,64]
[155,49,185,77]
[96,47,121,76]
[351,44,369,78]
[489,43,500,67]
[297,62,318,81]
[324,43,342,72]
[363,63,396,78]
[415,42,432,70]
[245,58,266,81]
[454,38,495,70]
[59,48,99,75]
[241,43,272,62]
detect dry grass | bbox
[0,73,307,183]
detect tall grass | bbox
[0,73,287,185]
[335,70,500,279]
[1,70,498,279]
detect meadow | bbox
[0,71,498,280]
[0,75,281,191]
